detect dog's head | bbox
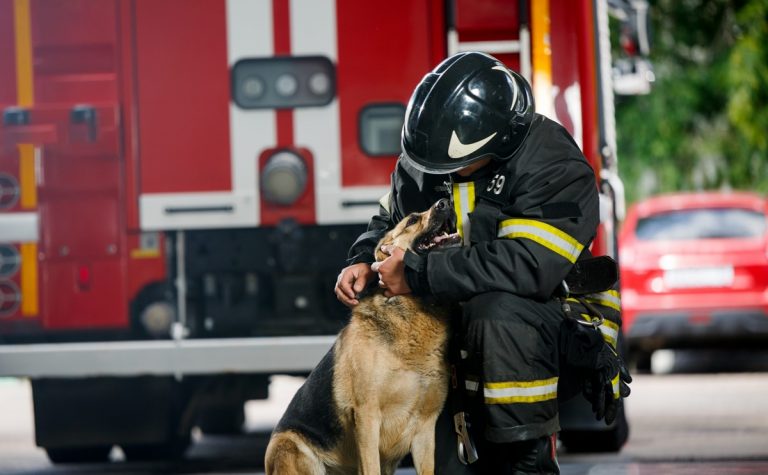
[375,198,462,261]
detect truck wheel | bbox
[559,404,629,453]
[45,446,112,464]
[197,403,245,435]
[122,433,190,461]
[631,350,652,373]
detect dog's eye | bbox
[405,214,419,227]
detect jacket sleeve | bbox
[422,157,600,301]
[346,202,393,265]
[346,166,408,265]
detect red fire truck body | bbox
[0,0,649,462]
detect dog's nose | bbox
[435,198,450,211]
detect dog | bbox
[265,198,461,475]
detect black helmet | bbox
[401,51,535,174]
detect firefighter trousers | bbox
[435,291,563,473]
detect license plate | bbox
[663,266,734,289]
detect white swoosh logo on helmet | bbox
[492,65,519,111]
[448,130,497,159]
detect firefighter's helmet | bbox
[401,51,535,174]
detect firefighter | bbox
[335,51,629,473]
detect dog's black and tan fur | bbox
[265,200,460,475]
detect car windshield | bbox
[635,208,766,241]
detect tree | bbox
[615,0,768,204]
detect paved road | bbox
[1,349,768,475]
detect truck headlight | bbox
[260,151,308,205]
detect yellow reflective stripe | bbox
[599,318,619,348]
[18,145,36,209]
[596,315,619,348]
[576,313,619,348]
[14,0,37,209]
[484,377,558,404]
[498,219,584,263]
[20,243,38,316]
[612,372,621,399]
[14,0,34,107]
[452,182,475,245]
[585,290,621,311]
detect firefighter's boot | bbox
[487,434,560,474]
[513,434,560,474]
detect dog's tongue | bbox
[433,232,461,245]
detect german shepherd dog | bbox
[265,199,461,475]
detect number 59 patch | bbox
[486,173,506,195]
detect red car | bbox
[618,191,768,367]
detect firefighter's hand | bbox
[335,263,376,307]
[371,246,412,298]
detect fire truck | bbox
[0,0,651,463]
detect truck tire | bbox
[197,403,246,435]
[559,403,629,453]
[122,433,190,461]
[631,349,652,373]
[46,446,111,464]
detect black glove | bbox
[559,317,604,369]
[582,343,632,424]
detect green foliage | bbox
[616,0,768,204]
[727,1,768,154]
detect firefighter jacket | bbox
[348,113,600,302]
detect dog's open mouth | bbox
[414,223,462,252]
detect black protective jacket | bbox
[348,114,600,302]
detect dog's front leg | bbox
[409,414,439,475]
[354,407,382,475]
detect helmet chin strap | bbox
[443,177,455,207]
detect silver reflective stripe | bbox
[599,319,620,348]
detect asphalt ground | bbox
[1,349,768,474]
